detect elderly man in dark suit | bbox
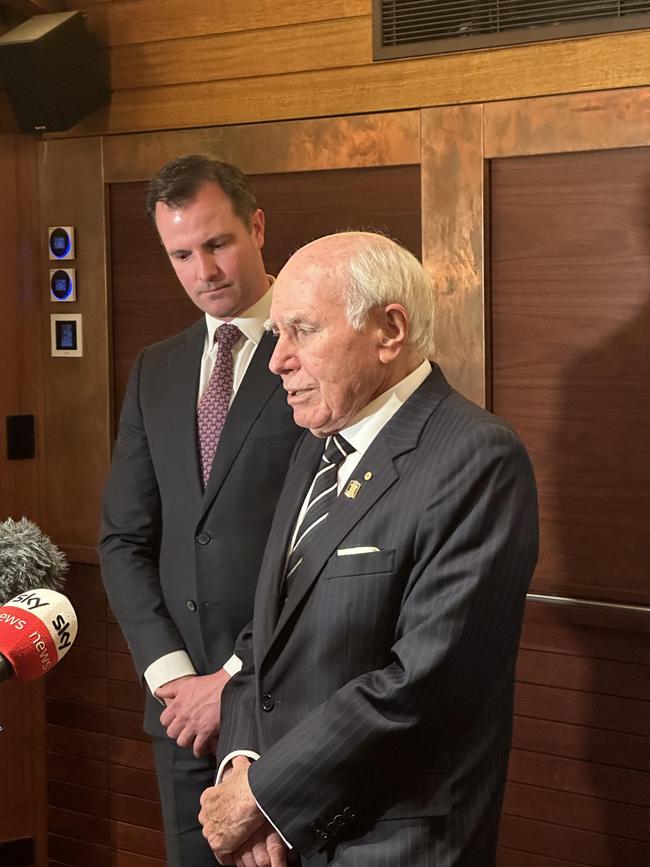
[99,155,301,866]
[198,231,539,867]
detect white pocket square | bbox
[337,546,380,556]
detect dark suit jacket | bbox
[218,366,538,864]
[99,318,302,735]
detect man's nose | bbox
[269,334,294,375]
[196,251,219,282]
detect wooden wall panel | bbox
[421,104,486,406]
[490,147,650,605]
[109,164,421,417]
[37,137,112,556]
[102,111,420,183]
[0,133,42,520]
[0,132,46,865]
[500,600,650,865]
[55,30,650,137]
[108,17,370,90]
[72,0,369,46]
[44,561,165,866]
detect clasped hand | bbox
[156,668,230,757]
[199,756,288,866]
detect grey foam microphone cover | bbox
[0,517,68,604]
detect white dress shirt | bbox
[144,282,273,697]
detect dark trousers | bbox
[152,736,218,867]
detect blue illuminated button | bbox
[51,270,73,300]
[49,227,72,258]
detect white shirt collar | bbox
[340,359,432,457]
[204,277,274,348]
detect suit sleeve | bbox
[217,620,260,760]
[248,423,538,854]
[99,350,187,678]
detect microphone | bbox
[0,588,77,683]
[0,517,67,604]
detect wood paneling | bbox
[421,104,486,404]
[102,111,420,183]
[490,147,650,604]
[37,137,112,551]
[45,26,650,138]
[48,780,110,818]
[0,681,46,844]
[110,823,165,860]
[110,852,166,867]
[110,795,163,832]
[109,767,159,802]
[0,133,42,519]
[0,131,46,864]
[48,833,110,866]
[504,782,650,842]
[108,17,370,90]
[500,814,650,866]
[109,164,421,416]
[500,600,650,864]
[485,87,650,158]
[75,0,369,46]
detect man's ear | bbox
[378,304,409,363]
[250,209,265,248]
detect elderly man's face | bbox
[268,251,396,437]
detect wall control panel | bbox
[51,313,83,357]
[50,268,76,302]
[48,226,75,260]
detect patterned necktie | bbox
[197,323,242,488]
[283,434,355,593]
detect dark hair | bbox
[145,154,259,227]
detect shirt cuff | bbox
[222,653,242,677]
[215,751,293,850]
[144,650,197,702]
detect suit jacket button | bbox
[343,807,356,820]
[333,813,345,827]
[261,693,275,712]
[186,600,197,611]
[196,532,211,545]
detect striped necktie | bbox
[283,434,354,592]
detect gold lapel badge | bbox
[344,479,362,499]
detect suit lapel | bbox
[255,433,321,655]
[262,367,453,658]
[200,331,281,520]
[167,320,205,503]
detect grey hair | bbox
[342,234,435,357]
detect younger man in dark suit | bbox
[199,231,538,866]
[99,155,301,866]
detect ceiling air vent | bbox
[373,0,650,59]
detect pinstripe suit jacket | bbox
[218,365,538,865]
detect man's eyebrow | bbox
[264,314,308,331]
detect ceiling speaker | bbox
[0,11,109,133]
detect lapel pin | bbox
[344,480,361,499]
[364,471,373,481]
